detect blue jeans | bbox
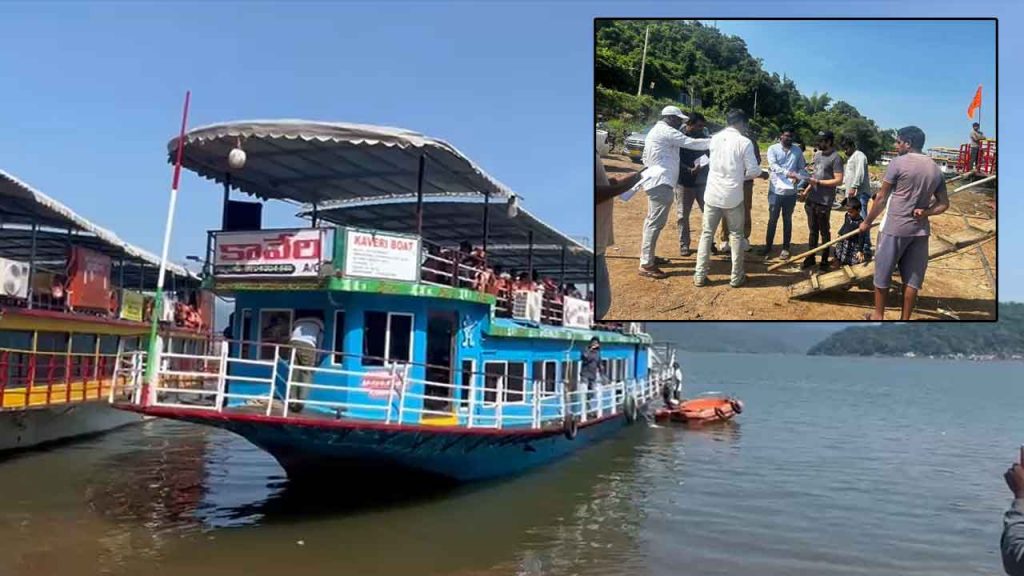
[858,190,873,251]
[765,192,797,251]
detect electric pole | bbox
[637,25,650,97]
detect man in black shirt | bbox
[675,112,709,257]
[799,130,844,271]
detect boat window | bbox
[387,313,413,364]
[332,310,346,364]
[544,361,557,394]
[36,331,70,383]
[362,312,414,366]
[259,309,293,360]
[99,335,119,375]
[0,330,32,351]
[71,333,97,378]
[561,360,578,390]
[505,362,526,403]
[531,360,544,392]
[240,309,253,358]
[121,336,140,352]
[460,359,474,408]
[483,361,505,404]
[0,330,33,387]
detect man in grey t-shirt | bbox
[859,125,949,321]
[799,130,844,270]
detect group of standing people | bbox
[595,105,951,321]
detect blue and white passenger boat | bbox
[118,121,672,482]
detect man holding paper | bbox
[693,109,761,288]
[638,106,711,279]
[675,112,710,257]
[760,126,807,260]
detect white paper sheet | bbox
[620,165,666,202]
[695,154,710,168]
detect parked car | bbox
[624,126,652,163]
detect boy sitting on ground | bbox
[831,197,873,266]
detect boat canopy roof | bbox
[302,196,594,283]
[169,120,514,205]
[0,169,198,287]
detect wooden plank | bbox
[788,226,994,299]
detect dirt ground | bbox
[601,153,997,321]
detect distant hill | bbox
[808,303,1024,359]
[646,323,844,355]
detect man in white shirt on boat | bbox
[638,106,710,279]
[693,109,761,288]
[288,310,325,413]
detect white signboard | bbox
[213,228,326,278]
[343,229,421,282]
[562,296,593,329]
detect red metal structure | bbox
[957,140,997,175]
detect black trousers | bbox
[803,202,832,267]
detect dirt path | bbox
[601,153,996,321]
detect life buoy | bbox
[563,415,578,440]
[623,394,638,424]
[730,399,744,414]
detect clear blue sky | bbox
[713,20,995,149]
[0,1,1020,302]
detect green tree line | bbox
[596,20,895,161]
[807,303,1024,358]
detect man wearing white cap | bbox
[638,105,711,279]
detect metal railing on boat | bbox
[116,341,672,432]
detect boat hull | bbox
[0,402,143,453]
[119,405,642,482]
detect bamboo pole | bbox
[769,175,995,273]
[767,223,878,272]
[949,174,996,196]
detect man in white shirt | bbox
[840,135,873,254]
[694,109,761,288]
[638,106,710,279]
[288,310,325,413]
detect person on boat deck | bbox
[1002,448,1024,575]
[223,312,234,341]
[663,361,683,407]
[969,122,985,172]
[580,337,604,413]
[638,105,711,279]
[288,310,325,413]
[858,126,949,321]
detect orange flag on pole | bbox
[967,85,982,119]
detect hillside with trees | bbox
[596,20,895,161]
[807,303,1024,359]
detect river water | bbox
[1,352,1021,576]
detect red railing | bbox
[958,141,997,175]
[0,348,121,409]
